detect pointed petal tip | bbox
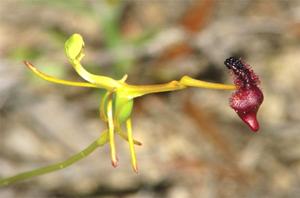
[24,61,38,72]
[111,157,119,168]
[24,61,32,68]
[242,113,260,132]
[132,164,138,173]
[248,122,259,132]
[112,160,118,168]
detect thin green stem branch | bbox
[0,134,108,187]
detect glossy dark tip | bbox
[224,57,244,70]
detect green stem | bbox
[0,133,108,186]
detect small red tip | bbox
[230,86,263,132]
[133,165,138,173]
[112,161,118,168]
[135,141,143,146]
[24,61,31,68]
[111,157,119,168]
[239,112,260,132]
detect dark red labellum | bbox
[224,57,264,132]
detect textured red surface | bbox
[230,86,263,131]
[225,57,264,132]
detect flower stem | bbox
[0,133,108,187]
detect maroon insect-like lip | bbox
[224,57,264,132]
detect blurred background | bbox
[1,0,300,197]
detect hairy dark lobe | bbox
[224,57,264,132]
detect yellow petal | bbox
[126,118,138,173]
[64,34,121,91]
[107,97,118,167]
[24,61,97,88]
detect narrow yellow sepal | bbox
[107,97,118,167]
[126,118,138,173]
[180,76,236,90]
[24,61,97,88]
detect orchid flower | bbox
[1,33,263,186]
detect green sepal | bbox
[114,91,133,124]
[65,33,85,61]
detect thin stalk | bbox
[0,134,108,186]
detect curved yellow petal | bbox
[70,60,122,91]
[117,130,142,146]
[114,121,142,146]
[65,34,121,91]
[24,61,97,88]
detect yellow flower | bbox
[0,33,235,186]
[25,33,235,172]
